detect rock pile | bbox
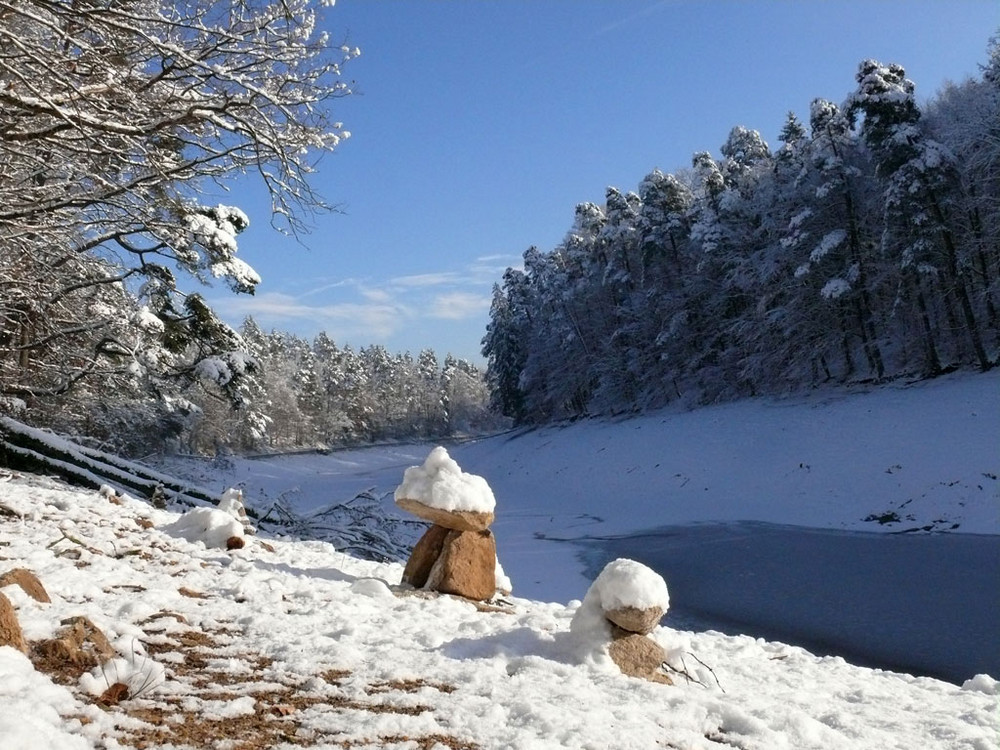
[395,447,507,601]
[571,558,672,684]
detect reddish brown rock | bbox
[402,524,451,588]
[226,535,245,550]
[0,592,27,653]
[395,497,494,532]
[426,529,497,601]
[0,568,51,603]
[608,627,671,684]
[605,605,664,635]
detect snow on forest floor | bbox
[1,470,998,750]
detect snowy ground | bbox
[1,470,997,750]
[2,371,998,748]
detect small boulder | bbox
[402,524,450,588]
[0,592,26,653]
[426,529,497,601]
[226,535,245,550]
[0,568,51,604]
[395,497,494,532]
[605,605,664,635]
[608,628,671,685]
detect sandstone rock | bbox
[426,529,497,601]
[395,496,494,532]
[226,535,245,550]
[402,524,450,588]
[605,604,664,635]
[0,568,51,603]
[35,616,115,670]
[0,592,26,653]
[608,627,671,684]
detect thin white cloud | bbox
[389,272,460,288]
[592,0,672,39]
[210,291,411,339]
[429,291,491,320]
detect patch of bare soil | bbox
[103,617,476,750]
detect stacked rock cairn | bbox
[572,558,673,684]
[395,447,507,602]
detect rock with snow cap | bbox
[592,558,669,633]
[571,558,672,684]
[394,446,495,531]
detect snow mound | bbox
[394,446,495,513]
[79,654,166,699]
[217,488,245,518]
[962,673,999,695]
[161,507,244,549]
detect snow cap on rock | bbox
[591,558,669,613]
[394,446,495,513]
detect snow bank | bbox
[394,445,495,513]
[0,647,93,750]
[0,472,996,749]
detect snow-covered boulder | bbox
[161,507,244,550]
[394,446,495,531]
[588,558,669,635]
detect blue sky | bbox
[206,0,999,364]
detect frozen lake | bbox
[575,522,1000,685]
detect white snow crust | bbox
[0,466,996,750]
[394,445,496,512]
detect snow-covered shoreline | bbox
[1,471,997,749]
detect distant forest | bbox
[483,45,1000,423]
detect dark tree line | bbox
[483,46,1000,424]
